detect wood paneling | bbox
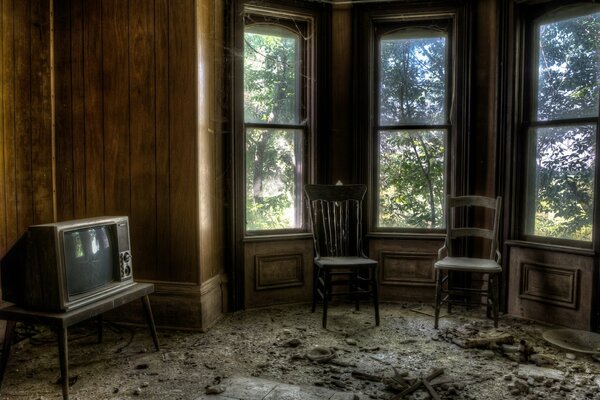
[244,239,313,308]
[0,0,226,328]
[379,252,437,286]
[255,254,304,290]
[51,0,226,289]
[507,244,594,330]
[370,238,444,302]
[0,0,54,259]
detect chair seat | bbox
[434,257,501,273]
[315,256,377,268]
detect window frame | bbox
[517,1,600,249]
[372,19,453,233]
[239,6,316,237]
[355,3,470,238]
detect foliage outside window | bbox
[524,6,600,242]
[376,27,449,229]
[244,21,307,232]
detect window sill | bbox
[505,240,595,257]
[367,231,446,240]
[243,232,313,243]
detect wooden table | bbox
[0,282,159,400]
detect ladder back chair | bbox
[304,184,380,329]
[434,195,502,329]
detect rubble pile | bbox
[1,304,600,399]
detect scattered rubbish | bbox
[205,384,225,394]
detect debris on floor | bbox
[1,303,600,399]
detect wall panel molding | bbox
[379,251,436,286]
[519,262,579,309]
[255,253,304,291]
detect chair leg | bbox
[322,271,331,328]
[492,273,500,328]
[372,265,380,326]
[446,271,452,314]
[311,264,318,313]
[353,269,360,311]
[434,269,443,329]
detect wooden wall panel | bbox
[102,0,130,216]
[0,0,13,255]
[168,0,198,283]
[507,244,594,330]
[244,239,313,309]
[51,0,204,285]
[71,0,86,218]
[30,0,53,225]
[329,5,353,184]
[14,0,34,236]
[0,0,54,260]
[82,0,104,216]
[129,0,158,280]
[370,238,444,302]
[53,0,73,221]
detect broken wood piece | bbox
[351,371,382,382]
[422,378,441,400]
[382,376,409,391]
[454,333,514,348]
[382,367,410,389]
[390,368,444,400]
[329,359,356,368]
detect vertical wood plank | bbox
[2,0,17,244]
[30,0,54,224]
[155,0,170,282]
[102,0,130,215]
[169,0,197,283]
[70,0,86,218]
[82,0,104,216]
[0,0,6,255]
[330,6,353,184]
[129,0,157,279]
[210,0,225,281]
[12,0,32,237]
[53,0,74,221]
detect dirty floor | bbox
[1,302,599,399]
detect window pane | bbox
[535,12,600,121]
[379,31,447,126]
[244,25,300,124]
[528,125,596,241]
[246,128,303,231]
[378,130,446,229]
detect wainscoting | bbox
[507,242,596,330]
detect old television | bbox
[1,216,134,312]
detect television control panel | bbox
[119,251,132,280]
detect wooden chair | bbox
[304,184,380,329]
[434,195,502,329]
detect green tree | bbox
[377,32,447,229]
[244,25,302,231]
[530,10,600,241]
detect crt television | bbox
[1,216,134,312]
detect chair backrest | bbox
[304,184,367,258]
[445,195,502,260]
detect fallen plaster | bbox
[0,303,599,399]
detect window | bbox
[522,5,600,243]
[374,23,451,230]
[243,14,310,232]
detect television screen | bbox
[63,226,115,296]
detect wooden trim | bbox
[519,262,579,308]
[506,240,596,257]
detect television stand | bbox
[0,282,159,400]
